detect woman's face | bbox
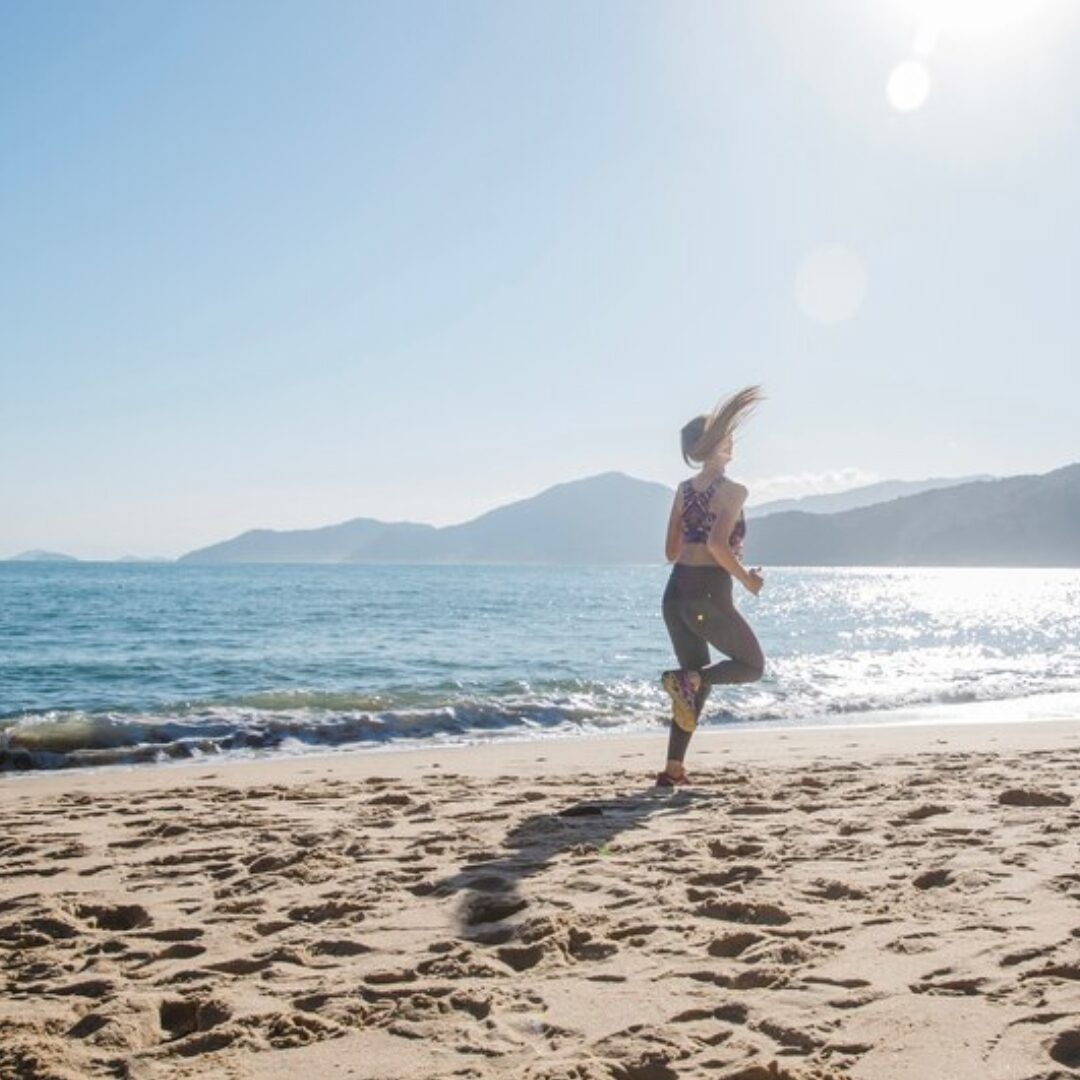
[715,434,734,465]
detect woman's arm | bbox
[705,484,758,592]
[664,487,683,563]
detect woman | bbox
[657,386,766,787]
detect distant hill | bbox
[178,464,1080,567]
[749,475,993,518]
[7,550,79,562]
[748,464,1080,567]
[178,518,440,565]
[179,473,675,564]
[406,472,673,564]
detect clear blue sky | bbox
[3,0,1078,558]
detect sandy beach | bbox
[2,718,1079,1080]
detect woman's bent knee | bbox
[740,662,765,684]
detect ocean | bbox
[2,562,1079,772]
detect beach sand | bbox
[2,718,1079,1080]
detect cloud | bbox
[746,467,881,504]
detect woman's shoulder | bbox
[686,474,749,501]
[717,476,749,502]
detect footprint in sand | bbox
[707,840,765,859]
[48,978,116,999]
[696,900,791,927]
[999,788,1073,808]
[0,911,82,948]
[688,866,763,889]
[912,868,954,890]
[66,1013,114,1040]
[565,927,619,962]
[755,1017,826,1054]
[287,897,366,925]
[72,902,152,932]
[496,942,548,971]
[803,879,868,902]
[308,938,371,958]
[1019,961,1080,984]
[159,996,232,1040]
[462,891,529,927]
[881,933,941,959]
[1049,1029,1080,1068]
[910,966,987,996]
[729,803,787,817]
[708,931,763,958]
[130,942,207,968]
[416,943,512,979]
[900,803,951,822]
[608,922,659,946]
[137,927,204,943]
[999,945,1056,968]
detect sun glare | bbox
[892,0,1060,36]
[884,0,1065,111]
[886,60,932,111]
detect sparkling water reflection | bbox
[1,563,1077,770]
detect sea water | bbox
[1,563,1078,771]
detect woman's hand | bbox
[744,568,764,596]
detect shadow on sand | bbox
[431,782,724,942]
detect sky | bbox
[2,0,1079,559]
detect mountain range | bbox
[748,463,1080,568]
[179,473,673,565]
[750,475,993,517]
[176,464,1080,567]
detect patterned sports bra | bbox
[681,479,747,549]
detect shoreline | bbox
[3,691,1080,791]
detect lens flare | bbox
[886,59,932,111]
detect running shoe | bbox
[661,669,699,733]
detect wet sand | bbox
[2,718,1079,1079]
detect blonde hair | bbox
[681,385,764,467]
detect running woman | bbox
[657,386,766,787]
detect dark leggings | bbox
[662,564,765,763]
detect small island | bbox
[6,550,79,563]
